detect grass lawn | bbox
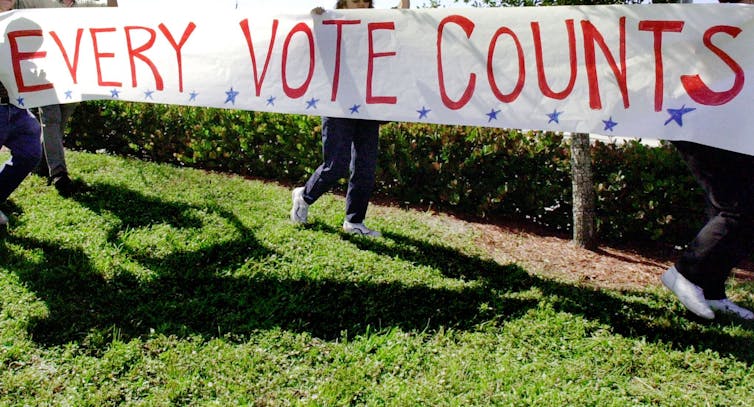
[1,150,753,406]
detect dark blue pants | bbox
[0,105,42,202]
[672,141,754,300]
[303,117,380,223]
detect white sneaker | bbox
[290,187,309,224]
[0,210,7,226]
[661,266,715,320]
[706,299,754,321]
[343,221,381,238]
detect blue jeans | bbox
[303,117,380,223]
[0,105,42,202]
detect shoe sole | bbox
[343,225,381,238]
[661,269,715,320]
[344,229,379,236]
[707,301,754,321]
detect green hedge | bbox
[68,101,703,245]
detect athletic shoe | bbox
[0,210,7,227]
[661,266,715,320]
[290,187,309,224]
[706,299,754,321]
[343,221,381,238]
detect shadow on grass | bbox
[1,182,752,364]
[3,231,537,346]
[71,182,206,244]
[314,222,754,363]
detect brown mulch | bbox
[425,211,754,292]
[303,186,754,292]
[472,219,674,291]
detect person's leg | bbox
[303,117,353,204]
[0,109,9,226]
[0,107,42,202]
[344,120,379,224]
[39,104,68,178]
[672,141,754,299]
[57,103,78,176]
[59,103,78,127]
[675,211,754,299]
[0,107,9,203]
[686,205,754,320]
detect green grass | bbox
[1,151,753,406]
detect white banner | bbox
[1,4,753,154]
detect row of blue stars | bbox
[547,105,696,130]
[25,86,697,131]
[416,105,696,130]
[225,87,700,130]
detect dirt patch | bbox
[323,188,754,292]
[442,213,754,292]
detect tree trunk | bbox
[570,133,597,249]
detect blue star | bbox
[306,98,319,109]
[350,104,361,114]
[225,87,239,104]
[189,91,198,102]
[486,108,501,123]
[144,89,154,100]
[16,97,24,106]
[664,105,696,127]
[602,117,618,132]
[417,106,431,119]
[266,96,275,106]
[547,109,563,124]
[110,89,120,98]
[64,90,73,100]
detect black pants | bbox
[303,117,380,224]
[672,141,754,299]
